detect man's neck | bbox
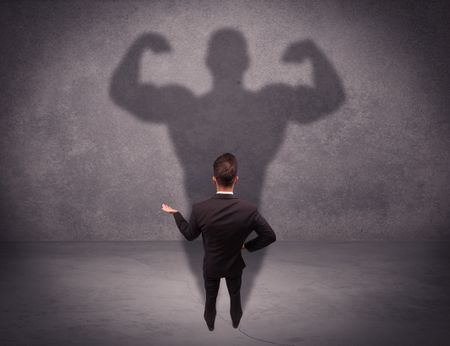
[216,187,234,194]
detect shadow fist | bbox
[135,32,171,53]
[282,39,317,63]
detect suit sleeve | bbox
[244,209,276,252]
[173,209,201,241]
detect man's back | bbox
[175,193,276,278]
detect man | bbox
[161,153,276,331]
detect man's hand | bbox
[161,203,178,214]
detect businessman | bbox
[161,153,276,331]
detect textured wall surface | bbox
[1,0,449,240]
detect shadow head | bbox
[206,28,249,80]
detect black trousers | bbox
[203,272,243,326]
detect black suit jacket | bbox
[173,193,276,278]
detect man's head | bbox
[213,153,238,189]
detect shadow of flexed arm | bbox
[109,32,191,123]
[265,39,345,124]
[285,39,345,116]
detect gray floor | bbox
[1,241,449,346]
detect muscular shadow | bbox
[109,28,345,311]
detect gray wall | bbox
[1,0,449,241]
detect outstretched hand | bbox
[161,203,178,214]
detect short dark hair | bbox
[213,153,238,187]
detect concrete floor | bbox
[1,241,449,346]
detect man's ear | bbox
[234,175,239,184]
[212,176,216,183]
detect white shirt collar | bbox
[216,191,234,194]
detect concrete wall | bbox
[1,0,449,240]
